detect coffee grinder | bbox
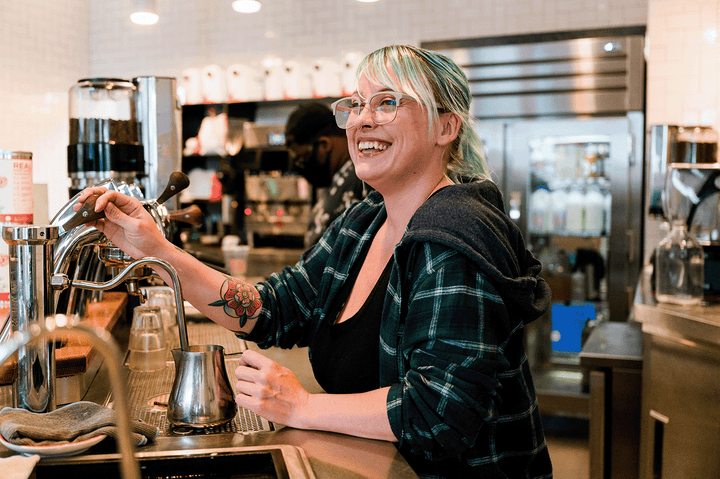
[67,77,182,207]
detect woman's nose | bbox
[354,103,374,128]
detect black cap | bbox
[285,103,337,145]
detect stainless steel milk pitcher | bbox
[167,345,237,428]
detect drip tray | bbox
[110,356,273,436]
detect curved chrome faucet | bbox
[0,316,141,479]
[53,257,189,351]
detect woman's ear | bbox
[437,112,461,147]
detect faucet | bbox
[0,315,141,479]
[1,172,201,412]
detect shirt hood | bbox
[401,180,551,323]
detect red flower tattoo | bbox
[209,278,262,327]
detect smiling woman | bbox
[73,44,552,479]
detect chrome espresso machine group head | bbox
[2,172,202,413]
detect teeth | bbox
[358,141,389,151]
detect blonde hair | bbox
[357,45,489,182]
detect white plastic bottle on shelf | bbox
[565,181,585,235]
[600,178,611,235]
[549,179,568,234]
[584,179,605,236]
[529,186,551,234]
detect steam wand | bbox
[51,257,189,352]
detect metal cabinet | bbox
[639,333,720,479]
[579,321,643,479]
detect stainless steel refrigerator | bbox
[423,26,646,415]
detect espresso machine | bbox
[645,125,720,301]
[1,172,201,413]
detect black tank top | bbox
[310,259,392,394]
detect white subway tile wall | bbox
[0,0,90,218]
[646,0,720,127]
[2,0,651,215]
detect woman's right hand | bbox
[74,187,170,260]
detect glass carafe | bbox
[655,221,705,305]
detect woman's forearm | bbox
[151,241,262,334]
[300,387,397,442]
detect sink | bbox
[33,444,316,479]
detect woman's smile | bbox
[357,140,391,156]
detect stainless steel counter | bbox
[633,265,720,348]
[0,320,418,479]
[632,268,720,479]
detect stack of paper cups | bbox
[0,150,33,329]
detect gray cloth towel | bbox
[0,401,158,446]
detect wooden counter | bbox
[0,292,128,386]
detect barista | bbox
[284,103,366,247]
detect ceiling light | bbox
[232,0,262,13]
[357,0,380,3]
[131,0,159,25]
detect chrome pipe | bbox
[0,317,141,479]
[2,225,59,412]
[56,257,189,351]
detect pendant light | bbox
[131,0,159,25]
[232,0,262,13]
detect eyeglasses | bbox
[330,91,416,129]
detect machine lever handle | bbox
[167,205,203,226]
[62,193,104,230]
[156,171,190,205]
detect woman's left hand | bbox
[234,350,310,428]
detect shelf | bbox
[533,365,590,418]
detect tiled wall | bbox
[88,0,648,78]
[0,0,90,219]
[646,0,720,126]
[1,0,648,216]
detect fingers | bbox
[238,349,274,369]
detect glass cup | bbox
[146,286,178,349]
[127,305,167,372]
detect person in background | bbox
[284,103,367,248]
[76,44,552,478]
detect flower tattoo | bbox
[209,278,262,328]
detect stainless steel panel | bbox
[471,90,633,119]
[465,58,628,83]
[469,72,628,96]
[135,76,183,206]
[426,29,645,119]
[436,37,631,66]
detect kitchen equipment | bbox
[135,76,183,209]
[423,26,646,417]
[659,163,720,301]
[655,220,705,304]
[67,76,182,204]
[244,172,312,247]
[167,345,237,428]
[1,172,200,412]
[68,79,144,197]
